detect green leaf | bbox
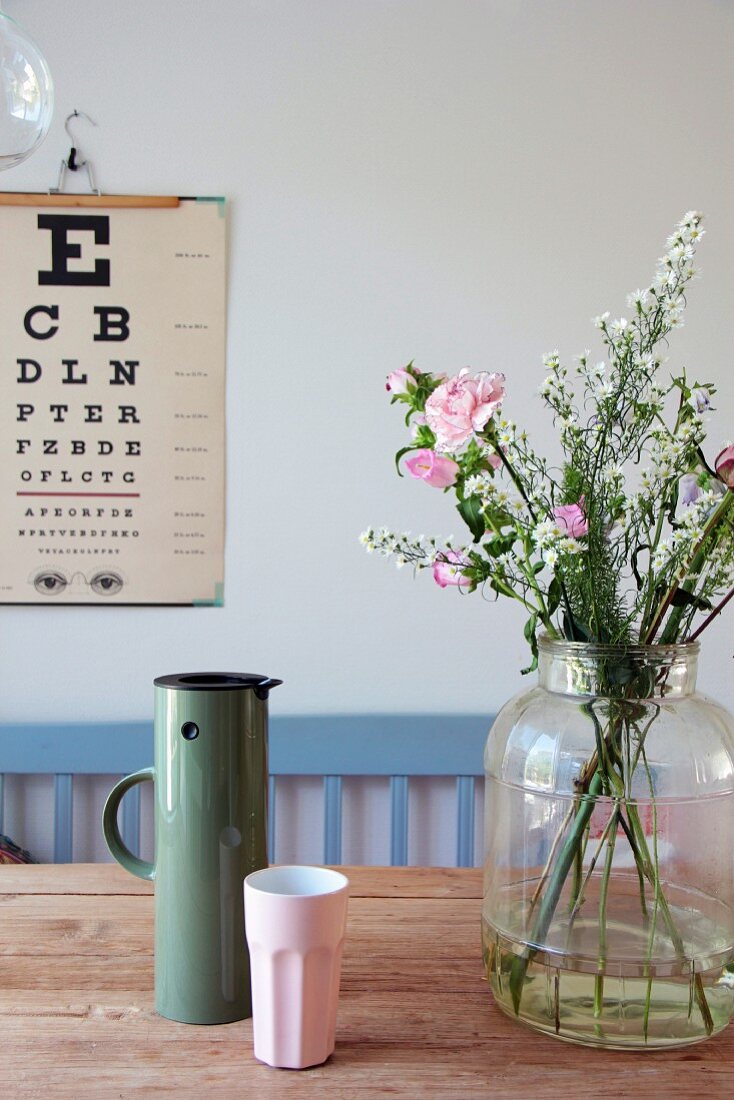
[484,533,515,558]
[665,488,678,528]
[631,544,650,590]
[460,438,487,478]
[521,612,539,674]
[412,425,437,449]
[457,495,485,543]
[547,576,562,616]
[563,612,594,642]
[669,588,713,612]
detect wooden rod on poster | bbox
[0,193,180,208]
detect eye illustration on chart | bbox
[30,567,127,597]
[33,569,69,596]
[89,571,124,596]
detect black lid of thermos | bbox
[154,673,283,700]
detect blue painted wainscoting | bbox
[0,715,491,867]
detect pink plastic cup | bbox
[244,865,349,1069]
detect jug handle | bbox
[103,767,155,881]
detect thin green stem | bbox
[594,809,619,1020]
[567,810,618,924]
[569,813,590,914]
[617,809,648,918]
[644,492,734,643]
[625,793,714,1035]
[509,770,605,1012]
[641,747,660,1041]
[487,427,575,633]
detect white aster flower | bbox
[626,288,650,309]
[464,474,487,497]
[654,269,676,290]
[533,520,563,548]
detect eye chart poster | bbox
[0,195,226,605]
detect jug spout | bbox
[254,677,283,701]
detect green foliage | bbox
[368,213,734,662]
[456,496,485,543]
[521,612,539,674]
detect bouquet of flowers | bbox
[362,212,734,1043]
[362,212,734,665]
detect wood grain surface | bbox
[1,864,731,1098]
[0,193,180,207]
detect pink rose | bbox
[552,498,589,538]
[386,367,419,394]
[433,551,471,588]
[425,369,505,451]
[715,444,734,489]
[488,451,503,471]
[404,449,459,488]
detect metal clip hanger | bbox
[50,110,100,195]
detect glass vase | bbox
[482,637,734,1049]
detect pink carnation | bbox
[552,498,589,538]
[404,449,459,488]
[715,444,734,489]
[425,369,505,452]
[433,551,471,588]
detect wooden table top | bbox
[1,864,732,1098]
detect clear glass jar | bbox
[482,637,734,1049]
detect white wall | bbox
[2,0,733,861]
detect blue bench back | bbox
[0,715,490,867]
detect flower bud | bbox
[715,444,734,489]
[386,367,419,394]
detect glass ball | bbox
[0,12,53,171]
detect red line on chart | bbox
[16,492,141,498]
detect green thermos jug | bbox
[102,672,282,1024]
